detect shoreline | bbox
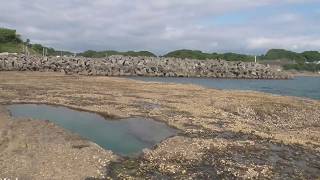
[125,75,293,80]
[286,70,320,77]
[0,104,118,179]
[292,73,320,77]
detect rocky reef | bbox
[0,72,319,179]
[0,55,291,79]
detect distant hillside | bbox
[301,51,320,62]
[0,28,23,53]
[260,49,320,72]
[31,43,73,56]
[0,27,73,56]
[164,50,214,59]
[283,63,320,72]
[261,49,305,63]
[164,49,320,63]
[260,49,320,63]
[78,50,156,58]
[164,49,254,62]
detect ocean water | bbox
[7,104,178,156]
[129,76,320,100]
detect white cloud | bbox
[247,36,320,52]
[270,13,302,23]
[0,0,318,54]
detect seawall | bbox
[0,55,291,79]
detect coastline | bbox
[286,70,320,77]
[0,72,319,179]
[0,105,117,179]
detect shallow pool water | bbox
[7,104,178,156]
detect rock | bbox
[0,54,291,79]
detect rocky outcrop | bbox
[0,55,291,79]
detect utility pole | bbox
[255,56,257,63]
[26,46,29,56]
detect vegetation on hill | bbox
[79,50,156,58]
[0,28,23,53]
[260,49,306,63]
[0,27,73,55]
[283,63,320,72]
[164,50,214,60]
[260,49,320,63]
[0,42,23,53]
[301,51,320,62]
[31,44,73,56]
[220,52,255,62]
[164,49,320,63]
[0,28,22,43]
[164,49,254,61]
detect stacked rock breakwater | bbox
[0,55,290,79]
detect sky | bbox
[0,0,320,55]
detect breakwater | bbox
[0,55,290,79]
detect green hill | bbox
[301,51,320,62]
[283,63,320,72]
[164,49,320,63]
[164,50,214,59]
[31,44,73,56]
[0,42,23,53]
[261,49,306,63]
[0,28,23,53]
[78,50,156,58]
[164,49,254,61]
[220,52,254,62]
[0,27,73,56]
[260,49,320,63]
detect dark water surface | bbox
[7,104,178,156]
[129,76,320,100]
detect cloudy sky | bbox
[1,0,319,55]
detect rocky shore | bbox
[0,105,117,180]
[0,55,291,79]
[0,72,319,179]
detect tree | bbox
[0,28,22,43]
[283,63,320,72]
[164,49,254,61]
[164,49,213,60]
[301,51,320,62]
[31,44,44,54]
[262,49,306,63]
[78,50,156,58]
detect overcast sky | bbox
[1,0,319,55]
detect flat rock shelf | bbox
[7,104,178,156]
